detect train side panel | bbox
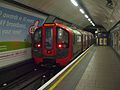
[72,30,83,58]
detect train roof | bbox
[55,23,82,35]
[43,23,92,35]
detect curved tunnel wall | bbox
[110,21,120,56]
[0,1,47,68]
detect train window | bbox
[34,28,42,43]
[86,35,88,40]
[45,27,53,49]
[77,35,81,42]
[56,27,69,48]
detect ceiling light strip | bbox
[70,0,95,26]
[70,0,78,6]
[79,9,85,14]
[79,8,95,26]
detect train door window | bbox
[86,35,88,41]
[45,27,53,49]
[34,28,42,43]
[77,35,81,43]
[56,27,69,48]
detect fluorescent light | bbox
[95,31,98,33]
[71,0,78,6]
[90,21,93,23]
[89,20,95,26]
[79,9,85,14]
[92,23,95,26]
[84,14,89,18]
[88,18,91,21]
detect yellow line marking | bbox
[49,51,89,90]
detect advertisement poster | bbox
[0,3,47,68]
[0,6,46,52]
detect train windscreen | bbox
[34,28,42,43]
[56,27,69,48]
[45,27,53,49]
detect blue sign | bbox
[0,6,45,41]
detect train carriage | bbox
[32,23,93,66]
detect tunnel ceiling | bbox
[13,0,120,31]
[13,0,90,29]
[80,0,120,31]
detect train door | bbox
[43,26,56,57]
[79,31,84,51]
[56,27,69,58]
[83,35,85,49]
[86,35,88,48]
[88,34,91,46]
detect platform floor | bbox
[48,46,120,90]
[75,46,120,90]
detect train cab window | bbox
[56,27,69,48]
[45,27,53,49]
[34,28,42,43]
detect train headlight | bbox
[58,44,63,48]
[37,44,41,48]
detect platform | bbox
[75,46,120,90]
[40,46,120,90]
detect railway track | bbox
[1,67,60,90]
[0,60,61,90]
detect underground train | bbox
[31,23,94,67]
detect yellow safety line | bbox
[49,51,89,90]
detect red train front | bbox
[32,23,73,66]
[32,23,94,67]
